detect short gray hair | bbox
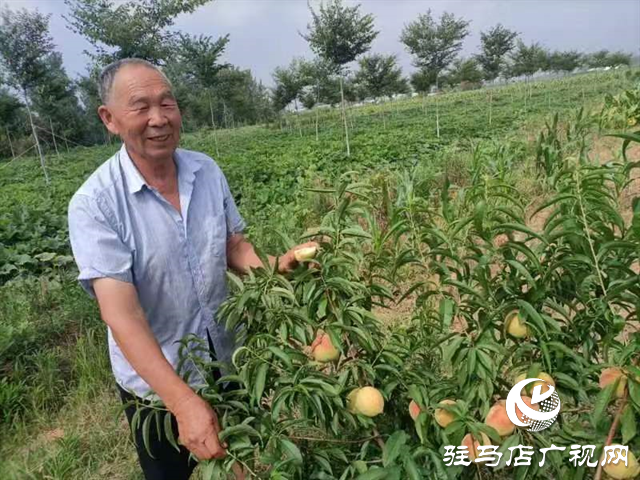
[98,58,172,104]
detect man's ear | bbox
[98,105,119,136]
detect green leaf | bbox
[383,431,408,467]
[516,300,547,336]
[404,456,422,480]
[592,382,616,427]
[629,379,640,409]
[142,413,154,459]
[164,411,180,453]
[621,405,637,444]
[279,438,303,465]
[200,460,215,480]
[267,346,292,368]
[218,424,260,443]
[253,363,268,403]
[356,467,402,480]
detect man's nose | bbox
[148,106,168,127]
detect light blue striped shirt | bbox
[68,144,246,397]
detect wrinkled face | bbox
[98,64,181,163]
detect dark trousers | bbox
[119,385,197,480]
[119,331,229,480]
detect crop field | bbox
[1,69,640,479]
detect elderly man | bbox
[68,58,314,480]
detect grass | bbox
[0,69,637,478]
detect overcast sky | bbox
[3,0,640,86]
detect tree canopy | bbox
[302,0,378,72]
[354,54,408,99]
[64,0,212,65]
[476,24,518,81]
[400,10,470,86]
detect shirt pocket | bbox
[208,212,227,257]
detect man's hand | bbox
[227,234,319,275]
[278,241,319,273]
[173,392,227,461]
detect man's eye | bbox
[136,106,149,112]
[162,102,176,108]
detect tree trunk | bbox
[315,108,319,141]
[49,118,59,157]
[208,90,220,157]
[24,89,49,184]
[6,127,15,159]
[339,76,350,156]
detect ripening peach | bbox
[506,311,529,338]
[461,432,491,461]
[532,372,555,395]
[485,401,514,437]
[347,388,361,413]
[294,246,317,262]
[409,400,422,421]
[311,332,339,363]
[434,399,457,428]
[351,386,384,417]
[601,446,640,479]
[599,367,628,399]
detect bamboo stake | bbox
[489,90,493,126]
[49,118,59,157]
[339,76,350,156]
[24,92,49,184]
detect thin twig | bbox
[593,390,629,480]
[372,428,385,450]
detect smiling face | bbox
[98,64,181,163]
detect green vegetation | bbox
[0,69,638,478]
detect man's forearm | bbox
[109,312,194,410]
[94,279,195,411]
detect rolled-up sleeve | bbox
[220,173,246,237]
[68,194,133,297]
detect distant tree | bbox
[0,87,22,126]
[582,50,631,69]
[76,68,105,144]
[272,59,305,112]
[31,52,85,146]
[176,33,230,127]
[400,10,470,90]
[606,51,632,67]
[443,58,483,88]
[302,0,378,155]
[0,7,54,181]
[298,58,340,109]
[213,67,272,126]
[0,87,24,158]
[508,41,549,78]
[585,50,611,69]
[354,54,408,99]
[410,69,437,94]
[547,50,582,73]
[476,24,518,81]
[64,0,212,65]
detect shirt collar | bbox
[118,144,203,195]
[118,144,147,194]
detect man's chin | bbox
[145,143,178,160]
